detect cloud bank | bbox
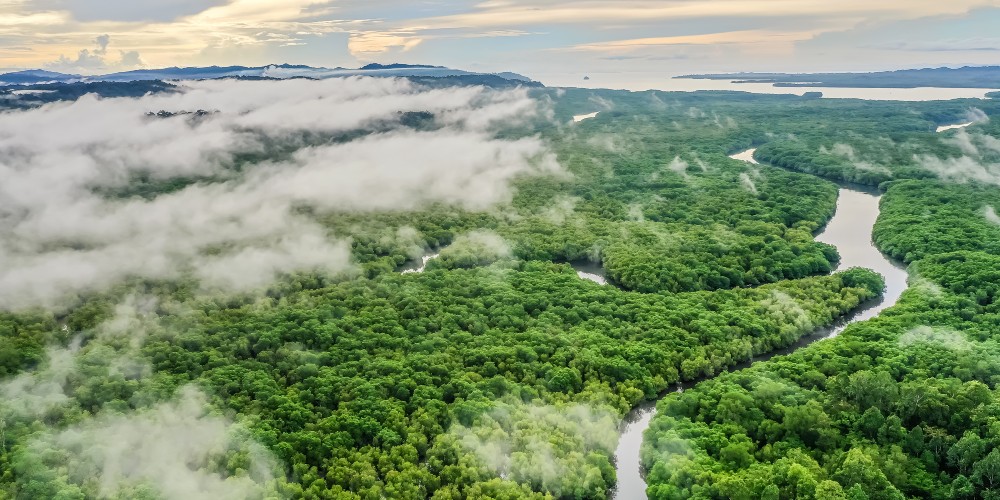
[0,77,559,309]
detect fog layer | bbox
[0,77,558,309]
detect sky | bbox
[3,0,1000,86]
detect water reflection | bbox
[816,188,909,327]
[571,261,608,285]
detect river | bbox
[572,261,608,285]
[400,252,440,274]
[936,122,973,132]
[610,149,910,500]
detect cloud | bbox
[917,122,1000,185]
[739,173,757,194]
[965,107,990,124]
[94,33,110,54]
[0,293,277,499]
[430,229,514,269]
[0,342,78,418]
[917,119,1000,184]
[0,296,162,419]
[984,205,1000,226]
[870,37,1000,52]
[450,401,619,496]
[45,34,145,74]
[0,77,559,310]
[33,0,231,22]
[398,1,997,30]
[763,290,812,332]
[16,385,279,500]
[540,196,579,225]
[820,143,892,176]
[945,130,981,157]
[347,31,424,59]
[916,154,1000,185]
[666,156,690,179]
[4,0,1000,79]
[569,29,817,53]
[899,326,973,351]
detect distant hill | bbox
[405,74,543,89]
[678,66,1000,89]
[0,70,80,85]
[359,63,441,70]
[0,63,539,87]
[94,65,264,82]
[0,72,541,111]
[0,80,178,110]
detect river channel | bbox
[610,148,910,500]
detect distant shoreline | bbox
[676,66,1000,89]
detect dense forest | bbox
[0,78,998,499]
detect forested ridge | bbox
[0,80,997,499]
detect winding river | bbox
[610,148,910,500]
[400,252,440,274]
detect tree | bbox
[974,449,1000,489]
[948,432,986,474]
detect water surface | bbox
[400,252,440,274]
[571,261,608,285]
[936,122,973,132]
[540,73,996,100]
[728,148,758,164]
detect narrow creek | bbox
[610,148,910,500]
[400,252,440,274]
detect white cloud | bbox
[2,0,1000,78]
[450,401,619,496]
[347,31,423,59]
[36,0,230,22]
[0,77,559,309]
[45,34,145,74]
[984,205,1000,226]
[739,173,757,194]
[899,326,974,351]
[915,154,1000,185]
[19,385,279,500]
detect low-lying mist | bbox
[0,77,559,310]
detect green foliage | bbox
[643,179,1000,499]
[141,265,871,498]
[0,311,60,377]
[875,180,1000,263]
